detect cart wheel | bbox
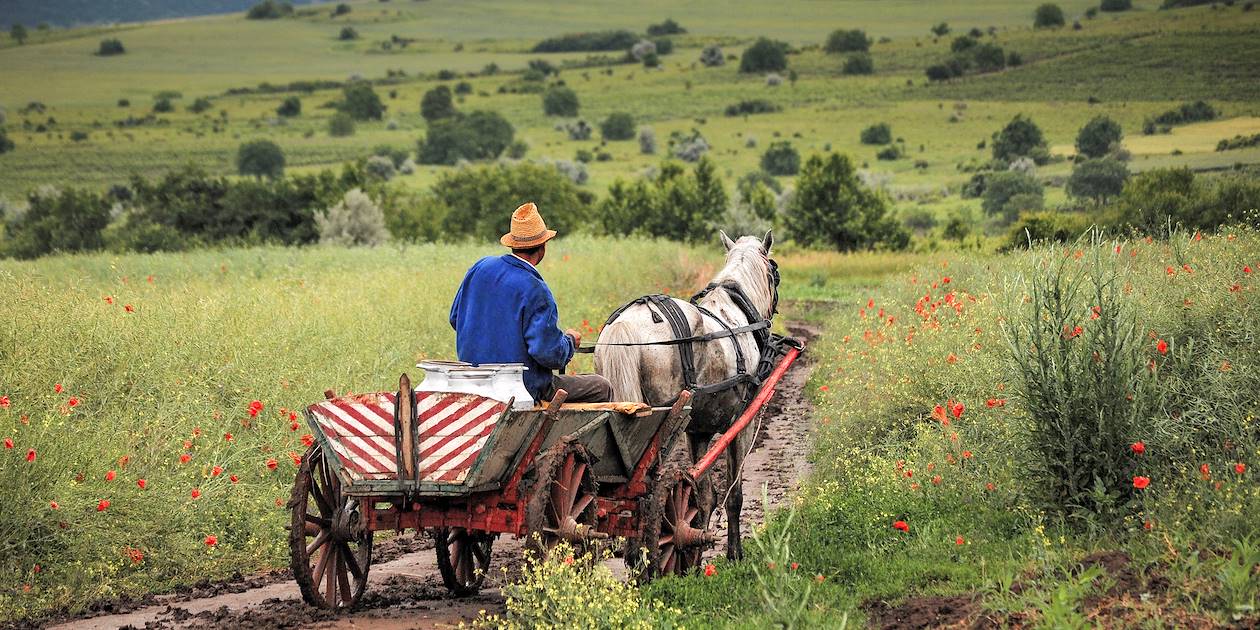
[628,467,716,582]
[524,442,602,556]
[434,527,494,597]
[289,444,373,610]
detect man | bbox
[449,202,613,404]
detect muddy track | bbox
[36,322,820,630]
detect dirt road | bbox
[40,323,818,630]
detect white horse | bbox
[595,231,778,562]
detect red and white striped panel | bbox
[307,392,506,484]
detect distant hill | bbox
[5,1,320,28]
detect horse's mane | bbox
[709,237,774,319]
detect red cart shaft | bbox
[689,345,802,479]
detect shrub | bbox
[600,112,636,141]
[542,86,579,117]
[765,73,783,86]
[1066,158,1129,202]
[236,140,285,179]
[925,64,954,82]
[372,144,409,168]
[737,171,782,221]
[982,171,1044,224]
[599,158,727,242]
[417,110,515,165]
[332,3,351,16]
[317,188,388,246]
[421,85,457,121]
[1216,133,1260,151]
[630,39,657,61]
[1,187,111,259]
[1007,51,1024,66]
[825,29,870,53]
[1105,168,1260,234]
[860,123,892,145]
[97,38,125,56]
[565,119,592,141]
[532,30,637,53]
[552,159,589,184]
[653,38,673,56]
[339,82,384,120]
[842,53,874,75]
[432,161,589,241]
[364,155,396,180]
[760,142,800,176]
[1033,3,1066,28]
[0,128,14,154]
[1075,115,1123,159]
[188,97,213,114]
[102,209,191,253]
[153,98,174,113]
[700,45,725,67]
[739,38,789,74]
[10,23,28,45]
[785,152,908,251]
[328,112,355,137]
[638,127,656,154]
[971,43,1006,72]
[669,130,709,162]
[338,26,358,41]
[724,99,781,117]
[246,0,293,19]
[575,149,593,164]
[69,130,89,142]
[993,114,1048,163]
[1101,0,1133,10]
[999,210,1090,249]
[876,145,904,161]
[640,52,659,68]
[1149,100,1217,127]
[951,36,978,53]
[277,96,301,117]
[646,18,686,36]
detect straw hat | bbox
[499,202,557,248]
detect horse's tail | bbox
[594,320,645,403]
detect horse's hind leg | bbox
[725,440,744,560]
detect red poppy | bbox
[950,402,964,420]
[815,574,826,583]
[26,448,36,462]
[1144,521,1153,530]
[1156,339,1168,355]
[179,453,191,464]
[985,482,995,491]
[183,439,193,450]
[229,474,239,484]
[127,548,144,564]
[301,434,315,447]
[54,383,63,394]
[124,304,134,313]
[947,353,958,364]
[1166,266,1176,276]
[1182,264,1193,273]
[289,421,300,431]
[3,437,12,449]
[289,411,298,422]
[49,501,59,509]
[932,475,942,486]
[1199,464,1210,480]
[137,478,147,490]
[97,499,110,512]
[893,520,909,532]
[67,396,79,407]
[986,398,1005,408]
[1133,476,1150,489]
[1235,463,1246,475]
[204,535,218,547]
[104,296,114,305]
[955,536,965,546]
[962,450,973,459]
[288,452,302,466]
[266,458,278,470]
[211,465,223,477]
[0,395,9,408]
[224,433,233,442]
[905,470,913,478]
[1245,265,1253,274]
[703,564,716,577]
[931,405,947,423]
[119,455,130,467]
[791,562,799,571]
[191,488,201,499]
[1130,441,1145,455]
[942,277,951,284]
[105,470,116,481]
[147,275,154,283]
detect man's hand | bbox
[565,328,582,348]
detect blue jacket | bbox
[449,254,574,402]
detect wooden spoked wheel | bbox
[524,443,602,556]
[289,445,373,610]
[629,468,715,581]
[434,527,494,596]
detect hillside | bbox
[4,0,319,28]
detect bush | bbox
[565,119,592,141]
[328,112,355,137]
[1216,133,1260,151]
[1066,158,1129,203]
[700,45,725,67]
[630,39,657,61]
[646,18,686,36]
[364,155,396,180]
[372,144,410,168]
[1101,0,1133,10]
[638,128,656,155]
[925,64,954,82]
[1149,100,1217,127]
[417,110,515,165]
[825,29,870,53]
[97,38,125,56]
[339,82,385,120]
[842,53,874,75]
[999,210,1090,249]
[860,123,892,145]
[236,140,286,179]
[600,112,636,141]
[992,114,1048,163]
[317,188,388,246]
[736,171,782,221]
[542,86,579,117]
[951,35,978,53]
[760,142,800,176]
[653,38,673,56]
[332,3,351,16]
[69,130,90,142]
[765,73,783,87]
[669,129,709,162]
[876,145,904,161]
[1033,3,1066,28]
[724,99,781,117]
[1075,115,1123,159]
[982,171,1044,224]
[784,152,909,251]
[532,30,637,53]
[739,38,789,74]
[246,0,293,19]
[1,187,111,259]
[599,158,727,242]
[930,22,950,36]
[102,209,192,253]
[432,161,590,241]
[421,85,457,121]
[188,97,213,114]
[153,98,173,113]
[1105,168,1260,234]
[0,128,14,154]
[971,43,1006,72]
[338,26,358,41]
[277,96,301,117]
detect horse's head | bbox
[718,230,780,319]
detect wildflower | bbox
[0,395,9,408]
[301,434,315,447]
[248,400,263,417]
[54,383,63,394]
[104,296,114,305]
[955,536,965,546]
[124,304,134,313]
[950,401,964,420]
[962,450,973,459]
[1245,265,1253,274]
[288,451,302,466]
[818,385,829,392]
[1221,360,1232,371]
[1131,441,1145,455]
[932,475,942,486]
[229,474,239,484]
[105,470,116,481]
[275,497,284,507]
[704,564,716,577]
[1234,463,1246,475]
[1144,521,1153,530]
[191,488,201,499]
[211,465,223,477]
[289,411,298,422]
[289,421,300,431]
[147,275,154,283]
[266,458,278,470]
[183,440,193,450]
[1133,476,1150,489]
[1182,264,1193,273]
[815,574,825,583]
[931,405,947,423]
[905,470,913,478]
[67,396,79,408]
[97,499,110,512]
[137,478,147,490]
[49,501,59,509]
[224,433,233,442]
[1156,339,1168,355]
[3,437,12,449]
[985,482,995,492]
[179,453,191,464]
[791,562,799,571]
[26,448,36,462]
[942,277,951,284]
[767,561,776,570]
[947,353,958,364]
[1199,464,1210,480]
[1166,266,1176,276]
[119,455,130,467]
[985,398,1005,408]
[1091,306,1102,320]
[204,535,218,547]
[893,520,909,532]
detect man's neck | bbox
[512,253,536,267]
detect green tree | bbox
[10,24,28,45]
[760,141,800,175]
[982,171,1044,224]
[599,158,728,242]
[236,140,286,179]
[1034,3,1066,28]
[339,82,384,121]
[97,38,125,55]
[542,86,579,117]
[842,53,874,75]
[784,153,909,251]
[930,22,950,36]
[1075,115,1123,159]
[825,29,869,53]
[338,26,358,41]
[600,112,636,141]
[432,161,590,242]
[860,123,892,145]
[972,43,1006,72]
[993,114,1048,163]
[1,187,111,259]
[418,111,515,165]
[739,38,789,73]
[329,112,355,137]
[247,0,293,19]
[277,96,301,117]
[1067,158,1129,203]
[421,85,457,121]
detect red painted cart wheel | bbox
[524,442,601,556]
[289,444,373,609]
[434,527,494,597]
[629,467,715,581]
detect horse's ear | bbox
[761,230,774,254]
[719,230,736,251]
